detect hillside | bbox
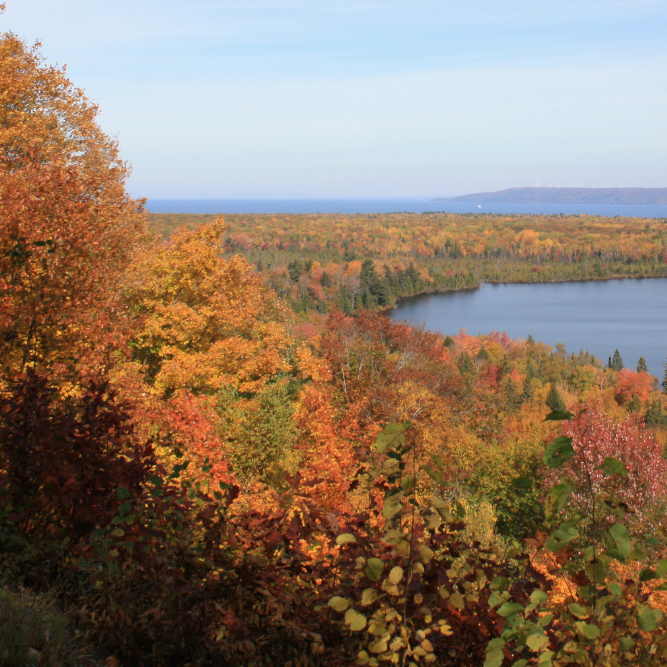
[436,186,667,205]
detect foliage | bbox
[4,18,667,667]
[0,26,147,379]
[147,211,667,314]
[491,410,667,667]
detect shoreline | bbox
[384,272,667,313]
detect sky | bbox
[3,0,667,199]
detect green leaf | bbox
[639,568,657,582]
[636,606,661,632]
[596,457,628,478]
[656,559,667,578]
[545,482,574,519]
[497,601,524,617]
[526,633,549,652]
[365,558,384,582]
[401,474,416,493]
[512,475,532,489]
[544,410,574,421]
[581,624,600,639]
[336,533,357,546]
[118,502,132,516]
[375,422,411,453]
[116,486,130,500]
[511,662,529,667]
[422,464,443,483]
[608,523,631,560]
[568,603,589,619]
[530,590,548,604]
[382,492,404,520]
[543,436,574,469]
[490,576,510,592]
[546,524,579,552]
[484,649,504,667]
[619,636,633,651]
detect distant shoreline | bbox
[435,186,667,206]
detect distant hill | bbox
[435,187,667,205]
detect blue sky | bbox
[3,0,666,198]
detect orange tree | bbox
[0,11,147,380]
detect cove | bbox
[390,278,667,377]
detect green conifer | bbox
[546,383,567,412]
[636,357,648,373]
[610,349,624,371]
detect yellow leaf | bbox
[345,609,367,631]
[328,596,352,612]
[388,566,404,584]
[450,592,465,609]
[418,545,434,564]
[362,588,379,606]
[369,636,389,654]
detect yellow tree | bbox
[124,219,292,396]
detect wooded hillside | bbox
[4,21,667,667]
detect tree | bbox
[663,357,667,394]
[636,357,648,373]
[545,382,566,412]
[0,23,147,378]
[545,407,667,523]
[124,219,291,396]
[609,348,624,371]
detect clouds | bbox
[2,0,666,197]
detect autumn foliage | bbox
[4,16,667,667]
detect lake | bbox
[146,199,667,218]
[390,278,667,378]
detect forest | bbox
[4,17,667,667]
[148,211,667,314]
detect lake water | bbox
[390,278,667,378]
[146,199,667,218]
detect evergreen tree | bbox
[662,358,667,394]
[645,398,667,427]
[637,357,648,373]
[627,394,642,413]
[546,383,567,412]
[610,349,624,371]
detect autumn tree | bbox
[124,219,291,397]
[0,19,148,379]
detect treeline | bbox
[148,212,667,313]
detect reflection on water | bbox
[390,278,667,377]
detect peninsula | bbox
[435,186,667,205]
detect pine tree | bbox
[546,383,567,412]
[610,349,624,371]
[627,394,642,413]
[662,358,667,394]
[637,357,648,373]
[645,398,667,427]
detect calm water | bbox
[390,278,667,377]
[146,199,667,218]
